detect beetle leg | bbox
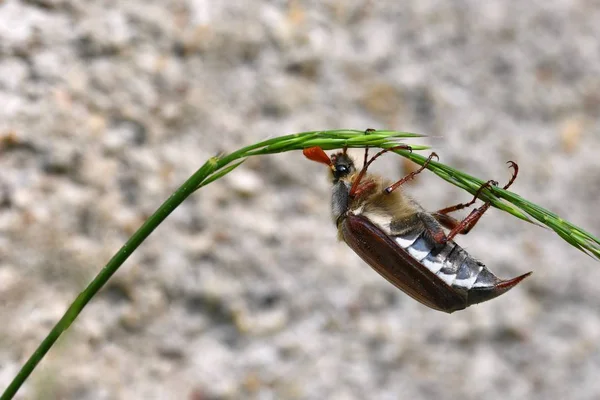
[434,160,518,215]
[384,152,439,194]
[437,161,519,218]
[351,179,378,200]
[431,212,493,236]
[354,129,381,184]
[444,204,492,242]
[359,127,384,177]
[418,212,448,244]
[439,161,519,242]
[432,213,465,232]
[437,181,497,241]
[434,180,498,219]
[350,144,412,197]
[503,161,519,190]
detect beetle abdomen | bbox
[393,228,531,308]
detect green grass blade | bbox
[0,129,418,400]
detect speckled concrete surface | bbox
[1,1,600,399]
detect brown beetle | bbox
[303,143,531,313]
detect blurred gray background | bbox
[1,1,600,399]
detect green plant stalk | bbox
[0,129,421,400]
[2,129,599,399]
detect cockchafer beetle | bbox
[303,141,531,313]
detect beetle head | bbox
[303,147,356,183]
[330,151,356,183]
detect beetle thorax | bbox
[331,180,350,222]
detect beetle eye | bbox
[335,165,349,177]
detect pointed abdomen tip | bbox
[497,271,532,290]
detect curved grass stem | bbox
[2,129,598,399]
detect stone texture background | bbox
[1,1,600,399]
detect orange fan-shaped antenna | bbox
[303,147,332,166]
